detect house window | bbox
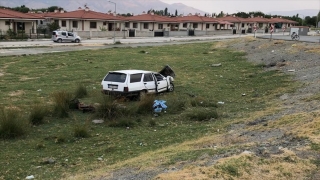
[183,23,187,28]
[72,21,78,28]
[103,22,107,26]
[206,24,209,29]
[40,20,43,25]
[259,23,263,28]
[241,23,244,28]
[193,23,198,28]
[90,22,97,28]
[61,20,66,27]
[143,23,148,29]
[54,20,59,25]
[125,22,129,28]
[158,24,163,29]
[133,23,137,28]
[5,21,10,25]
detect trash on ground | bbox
[210,63,222,67]
[242,93,246,96]
[217,101,225,105]
[92,119,104,124]
[153,100,167,113]
[25,175,34,179]
[288,69,296,72]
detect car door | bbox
[143,73,156,93]
[67,32,74,42]
[153,73,167,92]
[61,31,67,42]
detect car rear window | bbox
[130,73,142,83]
[104,72,127,83]
[52,31,57,35]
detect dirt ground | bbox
[85,38,320,180]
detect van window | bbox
[143,73,154,82]
[52,31,57,35]
[61,32,67,36]
[130,73,142,83]
[104,72,127,83]
[68,32,73,36]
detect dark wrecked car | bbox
[101,65,175,97]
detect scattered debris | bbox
[217,101,225,105]
[42,158,55,165]
[37,89,42,92]
[288,69,296,72]
[97,157,103,161]
[242,93,246,96]
[210,63,222,67]
[25,175,34,180]
[92,120,104,124]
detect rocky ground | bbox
[94,38,320,180]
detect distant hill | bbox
[267,9,319,17]
[0,0,206,15]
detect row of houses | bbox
[0,6,299,38]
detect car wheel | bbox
[75,39,80,43]
[57,39,62,43]
[167,83,174,92]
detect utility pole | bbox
[108,1,116,44]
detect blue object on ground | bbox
[153,100,167,113]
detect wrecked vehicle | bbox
[101,65,175,98]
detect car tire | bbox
[167,82,174,92]
[75,39,80,43]
[57,39,62,43]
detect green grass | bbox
[0,42,296,179]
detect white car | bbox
[101,65,175,98]
[52,30,81,43]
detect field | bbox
[0,40,313,180]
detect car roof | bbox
[110,70,156,74]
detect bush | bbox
[186,108,219,121]
[0,107,28,139]
[74,83,88,99]
[73,123,90,138]
[136,94,155,114]
[166,94,188,113]
[52,91,73,118]
[94,94,128,120]
[29,104,47,125]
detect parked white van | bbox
[52,30,81,43]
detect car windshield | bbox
[104,72,127,83]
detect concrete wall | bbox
[195,30,206,36]
[136,30,154,37]
[74,30,124,38]
[206,30,231,35]
[164,30,188,37]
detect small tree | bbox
[47,22,60,32]
[175,9,178,16]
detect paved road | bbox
[0,33,319,56]
[0,34,252,56]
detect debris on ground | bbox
[153,100,167,114]
[210,63,222,67]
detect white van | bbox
[52,30,81,43]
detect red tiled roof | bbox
[0,8,41,19]
[241,17,271,23]
[44,9,123,21]
[216,16,246,23]
[269,17,298,24]
[172,15,221,23]
[125,13,177,23]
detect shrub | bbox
[52,91,73,118]
[166,94,188,113]
[94,94,128,120]
[136,94,155,114]
[73,123,90,138]
[0,107,28,139]
[74,83,88,99]
[29,104,47,125]
[186,108,219,121]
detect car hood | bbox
[159,65,175,78]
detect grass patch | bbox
[0,107,28,139]
[29,104,47,125]
[74,83,88,98]
[0,41,297,179]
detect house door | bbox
[108,23,114,31]
[129,29,135,37]
[188,29,194,36]
[17,22,25,31]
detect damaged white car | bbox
[101,65,175,98]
